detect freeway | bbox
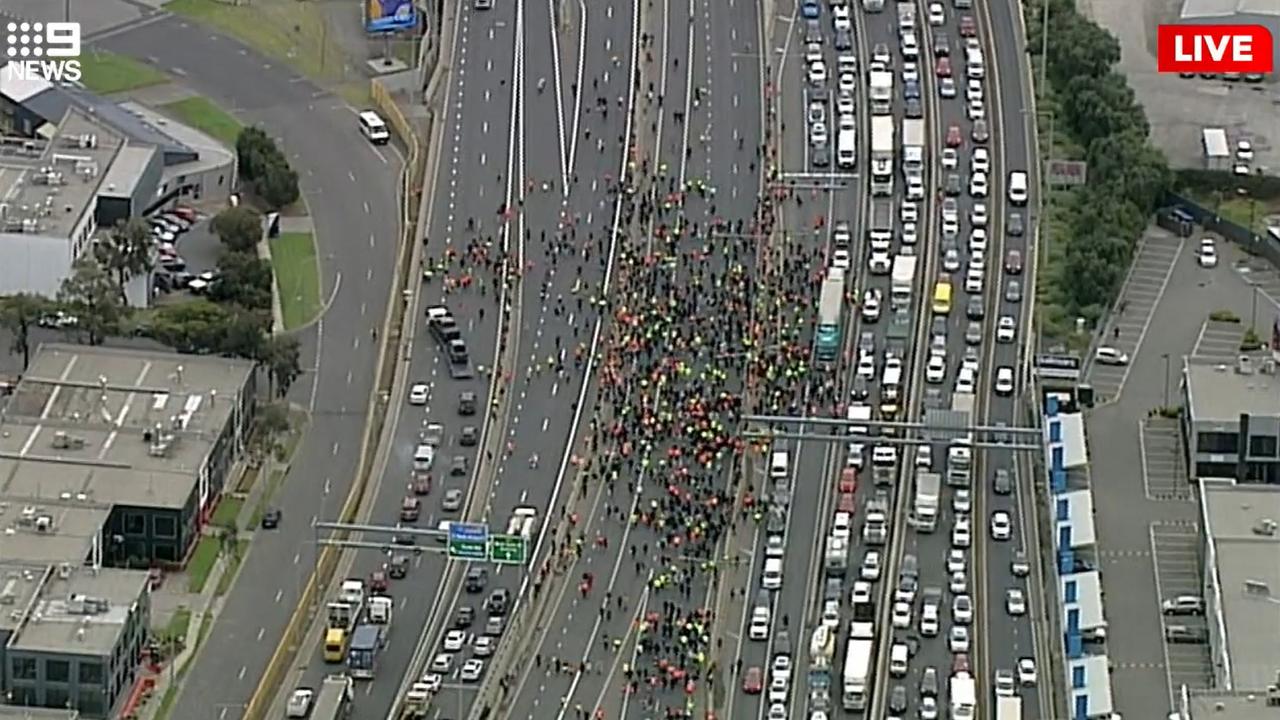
[90,17,404,720]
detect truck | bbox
[808,625,836,688]
[324,578,366,661]
[846,403,871,467]
[902,118,926,176]
[870,116,895,195]
[947,439,973,488]
[367,595,393,624]
[868,199,894,250]
[837,128,857,169]
[346,624,384,679]
[841,639,874,710]
[815,270,845,363]
[950,671,977,720]
[995,696,1023,720]
[890,255,918,308]
[863,491,889,545]
[310,674,353,720]
[869,70,893,115]
[914,471,942,532]
[824,535,849,575]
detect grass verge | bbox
[186,536,220,593]
[210,496,243,529]
[164,0,352,84]
[78,49,168,95]
[216,540,250,597]
[271,232,323,329]
[159,97,243,148]
[161,607,191,644]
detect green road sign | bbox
[448,522,489,560]
[488,534,527,565]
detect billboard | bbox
[1045,159,1087,187]
[364,0,418,33]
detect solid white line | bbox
[676,0,696,191]
[1110,239,1184,398]
[1150,523,1178,708]
[1140,418,1154,500]
[547,0,571,187]
[565,0,588,186]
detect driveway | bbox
[93,16,404,719]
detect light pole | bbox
[1251,282,1260,334]
[1162,353,1171,409]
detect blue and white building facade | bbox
[1044,396,1116,719]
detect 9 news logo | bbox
[3,21,83,82]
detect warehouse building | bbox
[1178,0,1280,78]
[1180,356,1280,483]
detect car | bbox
[1017,657,1038,685]
[812,142,830,167]
[430,653,454,673]
[892,601,913,628]
[938,76,956,98]
[952,594,973,624]
[832,247,852,270]
[925,353,946,384]
[453,605,475,628]
[285,687,314,718]
[807,101,825,126]
[903,79,921,100]
[952,488,971,513]
[472,635,496,657]
[906,175,925,200]
[408,383,429,405]
[1161,595,1205,615]
[821,600,841,629]
[450,455,469,476]
[861,550,882,580]
[949,570,967,594]
[901,32,920,59]
[994,367,1014,395]
[971,119,989,143]
[767,674,789,703]
[945,124,962,148]
[942,246,961,273]
[260,507,282,529]
[1237,139,1254,162]
[808,60,828,86]
[837,91,856,116]
[969,171,988,197]
[934,55,953,78]
[990,510,1012,540]
[743,666,764,694]
[486,588,511,614]
[862,289,882,322]
[1004,280,1022,303]
[1005,249,1023,274]
[943,172,962,197]
[765,534,785,558]
[968,146,990,174]
[1198,238,1218,267]
[767,704,787,720]
[832,4,851,27]
[995,669,1016,696]
[837,69,857,93]
[484,614,506,635]
[904,96,924,118]
[772,653,793,678]
[928,1,945,24]
[465,567,488,593]
[460,658,485,682]
[749,606,771,640]
[443,629,468,651]
[959,14,976,36]
[834,27,853,50]
[949,625,971,653]
[851,580,873,605]
[951,516,971,548]
[1094,346,1129,366]
[801,0,819,17]
[419,673,443,693]
[856,352,876,379]
[850,374,870,400]
[473,0,492,7]
[388,553,410,579]
[1011,550,1031,577]
[1007,211,1025,236]
[832,220,853,247]
[920,696,939,720]
[965,295,985,320]
[810,121,829,146]
[873,42,891,65]
[832,511,853,540]
[901,61,920,84]
[996,316,1016,344]
[964,321,983,346]
[946,549,966,574]
[940,148,958,170]
[1006,588,1027,615]
[993,468,1013,495]
[459,424,478,446]
[968,227,988,253]
[969,202,988,229]
[458,391,477,415]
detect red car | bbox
[742,666,763,694]
[369,570,389,593]
[839,467,857,494]
[837,492,856,513]
[410,474,431,495]
[945,124,963,148]
[935,56,952,78]
[959,15,976,37]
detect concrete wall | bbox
[0,231,75,298]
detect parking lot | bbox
[1140,418,1190,501]
[1190,319,1246,364]
[1088,231,1184,402]
[1150,522,1216,697]
[1236,257,1280,309]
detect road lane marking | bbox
[348,171,356,182]
[274,589,283,603]
[257,627,265,641]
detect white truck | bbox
[863,492,889,545]
[327,579,366,632]
[869,70,894,115]
[837,127,857,169]
[310,674,353,720]
[824,535,849,575]
[841,638,874,710]
[914,471,941,532]
[890,255,918,308]
[846,403,871,468]
[902,118,926,176]
[950,671,977,720]
[995,696,1023,720]
[868,199,894,250]
[870,115,895,196]
[809,625,837,689]
[947,439,973,488]
[367,595,393,624]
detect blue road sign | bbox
[448,522,489,559]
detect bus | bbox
[347,624,384,679]
[323,628,348,663]
[816,270,845,363]
[932,278,952,315]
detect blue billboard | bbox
[364,0,418,33]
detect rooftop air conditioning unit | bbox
[1253,518,1277,536]
[1237,355,1254,375]
[34,515,53,533]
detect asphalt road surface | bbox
[92,18,403,720]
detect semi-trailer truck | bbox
[914,471,941,532]
[870,115,895,196]
[869,70,893,114]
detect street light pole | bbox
[1162,354,1171,408]
[1251,284,1260,333]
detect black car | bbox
[904,98,924,119]
[454,605,475,628]
[451,455,469,476]
[812,142,830,168]
[459,391,477,415]
[944,173,962,196]
[388,554,409,579]
[465,567,488,593]
[1007,211,1025,236]
[460,425,479,446]
[261,508,282,529]
[429,315,461,346]
[392,525,416,545]
[993,468,1013,495]
[486,588,511,615]
[850,375,870,400]
[965,295,985,320]
[889,685,907,714]
[834,29,853,51]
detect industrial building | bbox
[1172,481,1280,719]
[1178,0,1280,77]
[1180,355,1280,483]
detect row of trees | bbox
[236,127,302,210]
[1027,0,1172,318]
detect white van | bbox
[413,443,435,472]
[770,450,791,480]
[762,558,784,590]
[889,642,909,676]
[1008,171,1029,205]
[965,47,985,79]
[358,110,391,144]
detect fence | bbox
[1163,191,1280,267]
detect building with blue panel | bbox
[1044,397,1116,719]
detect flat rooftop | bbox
[1201,482,1280,690]
[8,566,148,656]
[0,708,78,720]
[1186,690,1280,720]
[0,344,255,510]
[0,500,107,567]
[1185,360,1280,424]
[0,107,122,240]
[0,562,50,632]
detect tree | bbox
[221,309,271,359]
[1061,73,1146,148]
[147,299,238,354]
[58,259,126,345]
[0,293,52,368]
[210,206,263,253]
[1045,13,1119,86]
[93,218,154,300]
[236,126,274,181]
[211,250,273,311]
[1086,130,1172,213]
[259,334,302,398]
[257,160,301,209]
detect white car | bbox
[460,658,485,682]
[970,202,988,228]
[949,625,971,653]
[811,121,829,146]
[765,534,785,558]
[837,90,856,116]
[832,248,852,270]
[851,580,873,605]
[1237,139,1254,162]
[902,33,919,59]
[833,5,852,30]
[902,222,919,245]
[857,353,876,379]
[916,445,932,468]
[901,201,919,224]
[808,60,828,85]
[996,316,1016,343]
[831,511,853,540]
[952,515,971,548]
[821,600,841,629]
[955,366,976,394]
[772,654,793,678]
[1017,657,1038,685]
[907,176,925,201]
[861,550,882,581]
[409,383,430,405]
[892,601,913,629]
[969,227,988,253]
[946,549,966,574]
[952,488,971,513]
[868,251,892,274]
[949,570,967,595]
[971,147,990,173]
[943,247,961,273]
[966,78,983,102]
[941,148,958,169]
[838,71,857,93]
[768,675,789,704]
[990,510,1013,540]
[286,688,314,719]
[767,704,787,720]
[862,289,882,322]
[443,629,468,651]
[473,636,496,657]
[995,669,1016,697]
[952,593,973,624]
[964,268,984,295]
[969,249,986,273]
[967,97,986,120]
[926,354,946,384]
[419,672,443,693]
[1197,238,1218,268]
[943,217,959,238]
[928,1,945,25]
[901,61,920,84]
[430,653,454,673]
[1094,346,1129,365]
[920,604,940,636]
[1007,587,1027,615]
[749,606,771,640]
[920,696,939,720]
[939,77,956,98]
[994,366,1015,395]
[969,171,989,198]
